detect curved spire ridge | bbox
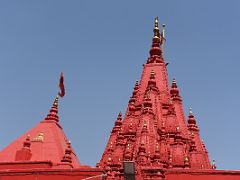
[45,95,59,122]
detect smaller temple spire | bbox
[112,112,122,133]
[15,135,32,161]
[187,107,200,133]
[61,141,72,163]
[45,95,59,122]
[115,112,122,126]
[170,78,181,100]
[188,107,196,126]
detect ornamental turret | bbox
[148,17,163,63]
[61,141,72,164]
[45,96,59,122]
[15,135,32,161]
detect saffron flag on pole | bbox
[58,72,65,98]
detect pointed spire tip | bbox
[53,95,59,106]
[155,17,159,26]
[172,78,177,85]
[153,17,160,38]
[189,107,193,115]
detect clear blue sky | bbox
[0,1,240,170]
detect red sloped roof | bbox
[0,97,81,168]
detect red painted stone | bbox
[98,17,212,179]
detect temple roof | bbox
[0,96,81,169]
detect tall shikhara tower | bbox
[98,17,211,178]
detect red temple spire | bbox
[99,17,211,178]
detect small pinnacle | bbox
[172,78,176,84]
[53,95,59,106]
[154,17,159,29]
[189,107,193,115]
[117,112,122,120]
[153,17,160,38]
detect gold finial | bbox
[189,107,193,115]
[153,17,160,38]
[154,17,159,29]
[172,78,176,84]
[54,95,59,106]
